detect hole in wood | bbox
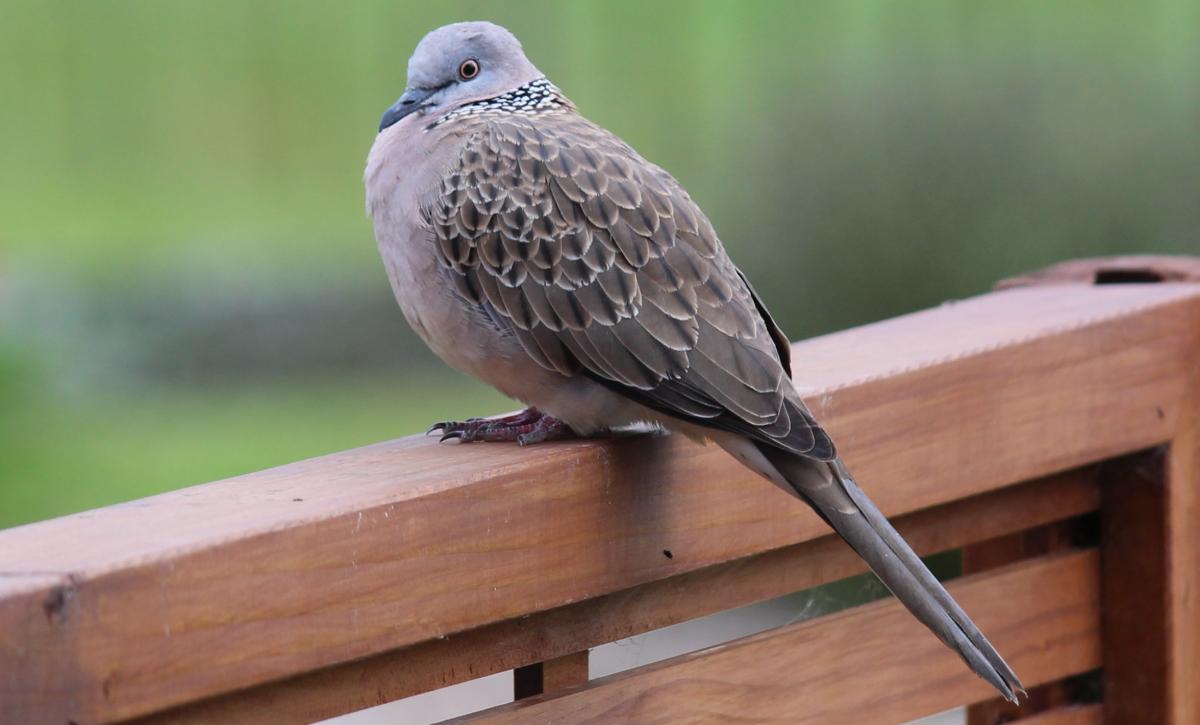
[513,661,543,700]
[1093,268,1165,284]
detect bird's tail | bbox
[755,444,1025,703]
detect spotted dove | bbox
[365,21,1023,703]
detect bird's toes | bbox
[436,423,488,444]
[516,417,571,446]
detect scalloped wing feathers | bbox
[428,113,834,459]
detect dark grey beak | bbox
[379,87,437,132]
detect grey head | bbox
[378,22,544,132]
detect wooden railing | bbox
[2,257,1199,724]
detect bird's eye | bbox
[458,59,480,81]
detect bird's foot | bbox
[428,408,573,446]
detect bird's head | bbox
[378,21,544,132]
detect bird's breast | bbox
[366,124,531,392]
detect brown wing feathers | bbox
[429,115,834,459]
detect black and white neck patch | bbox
[430,78,569,128]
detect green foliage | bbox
[3,2,1196,299]
[0,366,510,529]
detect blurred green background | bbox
[2,1,1197,528]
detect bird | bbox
[366,21,1024,703]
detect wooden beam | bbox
[963,518,1085,724]
[458,550,1101,725]
[141,469,1098,725]
[0,284,1195,723]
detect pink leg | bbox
[428,408,574,446]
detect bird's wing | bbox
[425,111,1023,702]
[428,113,832,459]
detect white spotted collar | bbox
[428,78,570,129]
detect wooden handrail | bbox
[2,273,1198,723]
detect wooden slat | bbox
[143,469,1099,725]
[458,550,1101,725]
[0,284,1196,723]
[963,519,1082,724]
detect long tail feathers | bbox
[757,446,1026,703]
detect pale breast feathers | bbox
[425,114,834,459]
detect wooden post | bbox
[1100,452,1169,723]
[1096,378,1198,725]
[990,255,1200,724]
[1164,369,1200,723]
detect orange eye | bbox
[458,59,480,80]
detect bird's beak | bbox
[379,87,437,132]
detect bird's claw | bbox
[436,423,492,443]
[426,417,486,436]
[425,408,572,445]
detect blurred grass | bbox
[1,0,1198,528]
[0,359,510,529]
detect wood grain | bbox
[0,284,1196,723]
[458,550,1101,725]
[541,653,589,694]
[144,469,1099,725]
